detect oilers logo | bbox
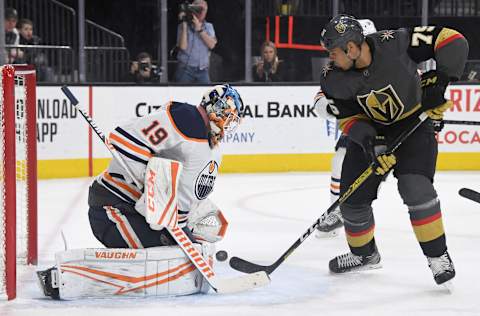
[195,160,218,200]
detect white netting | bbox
[15,74,29,262]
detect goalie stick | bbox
[459,188,480,204]
[229,112,429,275]
[61,86,269,293]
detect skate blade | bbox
[441,280,454,294]
[330,263,382,274]
[315,229,340,239]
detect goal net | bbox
[0,65,37,300]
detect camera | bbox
[139,62,150,71]
[263,61,272,73]
[179,1,203,23]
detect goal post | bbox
[0,64,37,300]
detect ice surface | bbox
[2,172,480,316]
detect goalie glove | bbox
[135,157,183,231]
[187,199,228,243]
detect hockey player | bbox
[37,84,245,299]
[319,14,468,285]
[314,19,377,238]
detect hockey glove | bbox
[426,100,453,132]
[421,70,450,110]
[347,120,396,176]
[362,137,397,176]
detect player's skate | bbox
[37,267,60,300]
[427,250,455,286]
[315,208,343,238]
[329,247,381,273]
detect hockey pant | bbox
[339,121,447,257]
[88,180,177,248]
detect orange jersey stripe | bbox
[109,132,153,159]
[103,172,142,199]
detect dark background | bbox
[56,0,480,82]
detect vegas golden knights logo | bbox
[335,22,346,34]
[356,85,405,124]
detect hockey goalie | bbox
[37,84,246,299]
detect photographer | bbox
[175,0,217,83]
[253,41,287,82]
[124,52,160,84]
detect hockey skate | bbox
[427,250,455,286]
[315,208,343,238]
[37,267,60,300]
[329,247,381,273]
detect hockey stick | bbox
[444,120,480,126]
[61,86,270,293]
[459,188,480,204]
[229,112,429,275]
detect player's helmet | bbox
[320,14,364,50]
[201,84,244,146]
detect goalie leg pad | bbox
[44,246,210,299]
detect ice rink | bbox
[2,171,480,316]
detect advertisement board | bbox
[35,85,480,178]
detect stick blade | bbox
[229,256,273,274]
[213,271,270,294]
[459,188,480,204]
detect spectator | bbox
[253,41,287,82]
[175,0,217,83]
[124,52,160,83]
[4,8,22,63]
[17,18,55,82]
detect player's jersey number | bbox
[411,26,434,46]
[141,120,168,145]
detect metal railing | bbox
[85,19,126,47]
[252,0,480,17]
[6,44,74,82]
[432,0,480,16]
[6,0,76,46]
[85,47,130,82]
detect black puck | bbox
[215,250,228,262]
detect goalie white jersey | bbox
[97,101,221,226]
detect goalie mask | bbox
[201,84,244,147]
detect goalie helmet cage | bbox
[0,65,37,300]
